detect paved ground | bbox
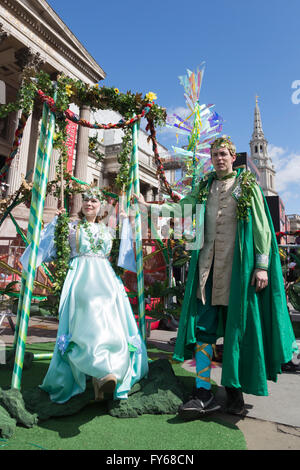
[1,314,300,450]
[148,328,300,450]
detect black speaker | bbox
[266,196,286,232]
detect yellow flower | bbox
[65,85,74,97]
[145,91,157,102]
[114,88,120,94]
[53,133,58,141]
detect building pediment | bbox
[0,0,105,83]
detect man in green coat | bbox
[137,135,297,419]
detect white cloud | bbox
[167,106,191,119]
[268,144,287,170]
[280,190,300,202]
[269,144,300,193]
[158,106,191,135]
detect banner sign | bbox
[65,119,77,173]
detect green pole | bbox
[131,120,146,342]
[11,91,57,390]
[191,146,197,191]
[33,353,53,361]
[12,102,50,350]
[126,157,134,212]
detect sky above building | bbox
[48,0,300,215]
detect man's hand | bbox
[251,269,268,292]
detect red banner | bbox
[65,119,77,173]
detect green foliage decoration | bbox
[52,211,71,296]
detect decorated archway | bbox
[0,68,181,391]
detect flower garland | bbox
[80,219,103,253]
[197,169,257,220]
[146,118,181,203]
[197,171,215,204]
[88,136,105,163]
[0,69,167,187]
[235,170,257,220]
[37,88,154,130]
[0,69,179,204]
[52,211,71,296]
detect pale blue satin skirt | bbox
[40,255,149,403]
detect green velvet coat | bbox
[173,170,297,396]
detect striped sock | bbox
[195,342,213,390]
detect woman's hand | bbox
[56,207,66,216]
[132,193,149,208]
[251,269,268,292]
[119,207,128,219]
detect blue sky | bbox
[48,0,300,215]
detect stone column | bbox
[26,103,42,182]
[6,47,45,196]
[7,110,32,195]
[153,188,159,202]
[146,186,154,202]
[156,179,164,201]
[6,110,33,220]
[70,105,90,218]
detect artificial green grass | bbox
[0,342,247,451]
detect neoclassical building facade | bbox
[0,0,164,246]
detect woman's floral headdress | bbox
[82,186,106,202]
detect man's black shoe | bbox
[178,387,221,420]
[281,360,300,372]
[225,387,245,415]
[158,317,177,331]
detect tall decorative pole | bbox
[166,64,223,196]
[11,89,57,390]
[131,119,146,342]
[190,102,201,191]
[12,102,50,350]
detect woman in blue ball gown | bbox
[21,188,148,404]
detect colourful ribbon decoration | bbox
[37,89,153,130]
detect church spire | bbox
[249,96,277,196]
[252,95,265,140]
